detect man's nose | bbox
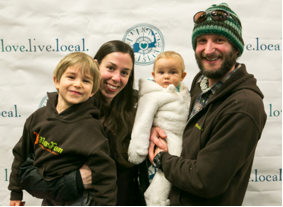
[204,40,216,55]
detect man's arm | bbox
[159,113,260,198]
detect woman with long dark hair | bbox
[18,40,149,206]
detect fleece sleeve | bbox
[8,118,34,200]
[87,134,117,206]
[128,94,159,164]
[161,112,260,198]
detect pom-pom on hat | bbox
[192,3,244,57]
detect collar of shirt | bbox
[198,64,241,95]
[188,64,241,121]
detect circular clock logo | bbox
[38,92,56,108]
[123,23,165,66]
[39,94,48,108]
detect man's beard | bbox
[195,48,238,79]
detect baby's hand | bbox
[10,200,25,206]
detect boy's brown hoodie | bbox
[8,92,117,205]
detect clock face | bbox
[38,92,56,108]
[39,94,48,108]
[123,23,165,66]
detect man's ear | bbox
[181,72,187,81]
[53,76,60,90]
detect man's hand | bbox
[79,164,92,189]
[148,127,168,164]
[10,201,25,206]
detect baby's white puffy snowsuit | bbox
[128,78,190,206]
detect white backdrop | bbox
[0,0,281,206]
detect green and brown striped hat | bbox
[192,3,244,57]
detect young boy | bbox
[8,52,117,206]
[128,51,190,206]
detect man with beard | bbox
[148,3,267,206]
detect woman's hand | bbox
[154,139,167,156]
[148,127,168,164]
[79,164,92,189]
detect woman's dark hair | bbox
[94,40,137,167]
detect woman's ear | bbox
[94,59,100,70]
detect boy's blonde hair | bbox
[153,51,185,73]
[53,52,100,93]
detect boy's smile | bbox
[54,65,95,113]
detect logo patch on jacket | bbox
[195,123,203,131]
[34,132,63,155]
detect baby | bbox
[128,51,190,206]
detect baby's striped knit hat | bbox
[192,3,244,57]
